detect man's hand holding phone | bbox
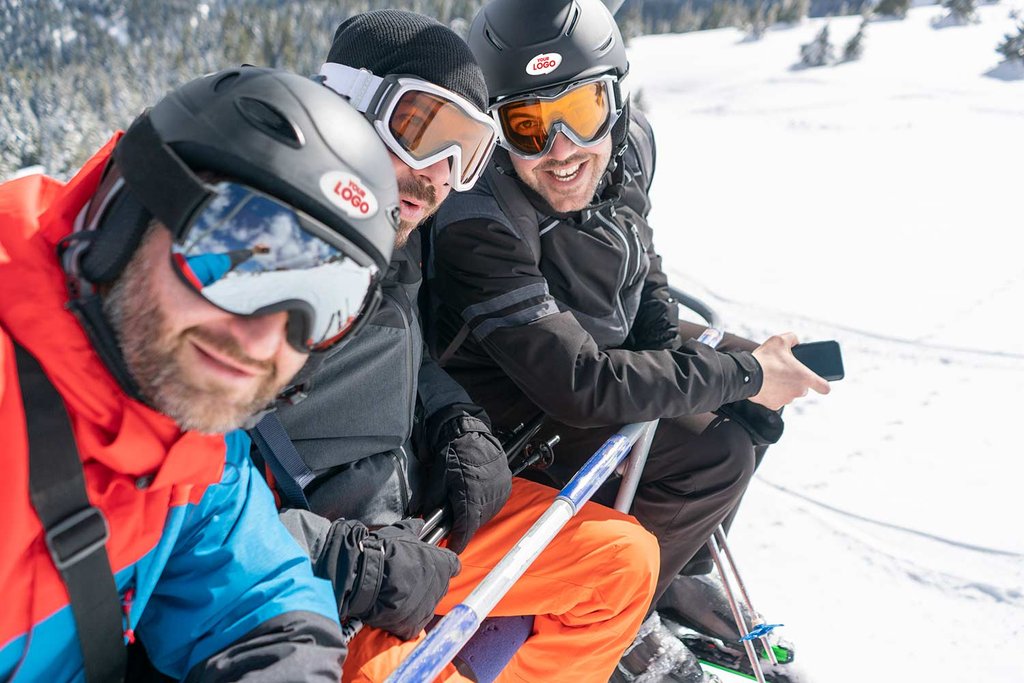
[749,333,834,411]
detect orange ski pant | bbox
[343,477,659,682]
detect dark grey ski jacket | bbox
[425,110,764,432]
[258,233,500,629]
[269,231,479,524]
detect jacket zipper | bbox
[122,587,136,644]
[595,211,632,334]
[383,290,417,425]
[628,220,645,285]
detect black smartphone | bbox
[791,340,844,381]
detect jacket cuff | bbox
[723,350,763,401]
[428,403,493,450]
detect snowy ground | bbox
[630,4,1024,681]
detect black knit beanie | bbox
[327,9,488,112]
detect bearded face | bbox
[103,225,307,434]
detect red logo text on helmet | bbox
[319,171,379,218]
[526,53,562,76]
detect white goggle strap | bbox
[615,72,630,115]
[318,62,385,114]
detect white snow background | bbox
[629,3,1024,681]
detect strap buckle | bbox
[45,506,110,570]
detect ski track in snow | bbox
[629,5,1024,680]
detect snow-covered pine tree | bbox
[843,19,868,61]
[996,21,1024,63]
[942,0,978,24]
[777,0,811,24]
[745,0,771,41]
[800,24,835,67]
[873,0,911,19]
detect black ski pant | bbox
[528,323,768,604]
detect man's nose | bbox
[228,310,290,361]
[415,157,451,193]
[545,132,580,160]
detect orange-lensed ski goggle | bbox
[492,75,624,159]
[319,63,498,191]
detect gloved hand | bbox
[624,296,681,351]
[424,408,512,554]
[293,515,461,641]
[715,399,785,446]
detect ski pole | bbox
[713,527,779,666]
[385,421,656,683]
[707,533,768,683]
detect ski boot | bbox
[610,614,721,683]
[657,573,799,682]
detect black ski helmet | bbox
[468,0,628,104]
[79,66,399,284]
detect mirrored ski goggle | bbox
[171,181,380,353]
[492,76,623,159]
[319,63,498,192]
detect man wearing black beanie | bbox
[252,10,660,682]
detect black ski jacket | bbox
[426,110,763,432]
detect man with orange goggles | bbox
[429,1,830,679]
[250,10,659,683]
[492,73,628,159]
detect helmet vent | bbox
[213,71,241,92]
[566,5,581,35]
[597,32,615,53]
[484,26,505,51]
[235,97,305,149]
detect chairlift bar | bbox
[613,326,722,513]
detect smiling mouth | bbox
[190,338,265,379]
[545,160,586,183]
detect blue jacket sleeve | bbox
[136,430,343,679]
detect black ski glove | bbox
[423,407,512,554]
[284,513,461,641]
[716,400,785,446]
[624,296,681,351]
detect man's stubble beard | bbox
[394,175,439,247]
[521,146,611,213]
[103,230,284,434]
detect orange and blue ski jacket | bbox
[0,139,344,681]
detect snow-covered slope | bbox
[629,5,1024,681]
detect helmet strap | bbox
[66,292,145,402]
[114,113,214,241]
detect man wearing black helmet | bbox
[0,67,398,681]
[428,0,830,672]
[252,10,659,682]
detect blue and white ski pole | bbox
[385,327,722,683]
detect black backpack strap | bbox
[14,341,126,683]
[250,413,314,510]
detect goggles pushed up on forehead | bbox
[171,181,380,353]
[318,62,498,192]
[492,75,626,159]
